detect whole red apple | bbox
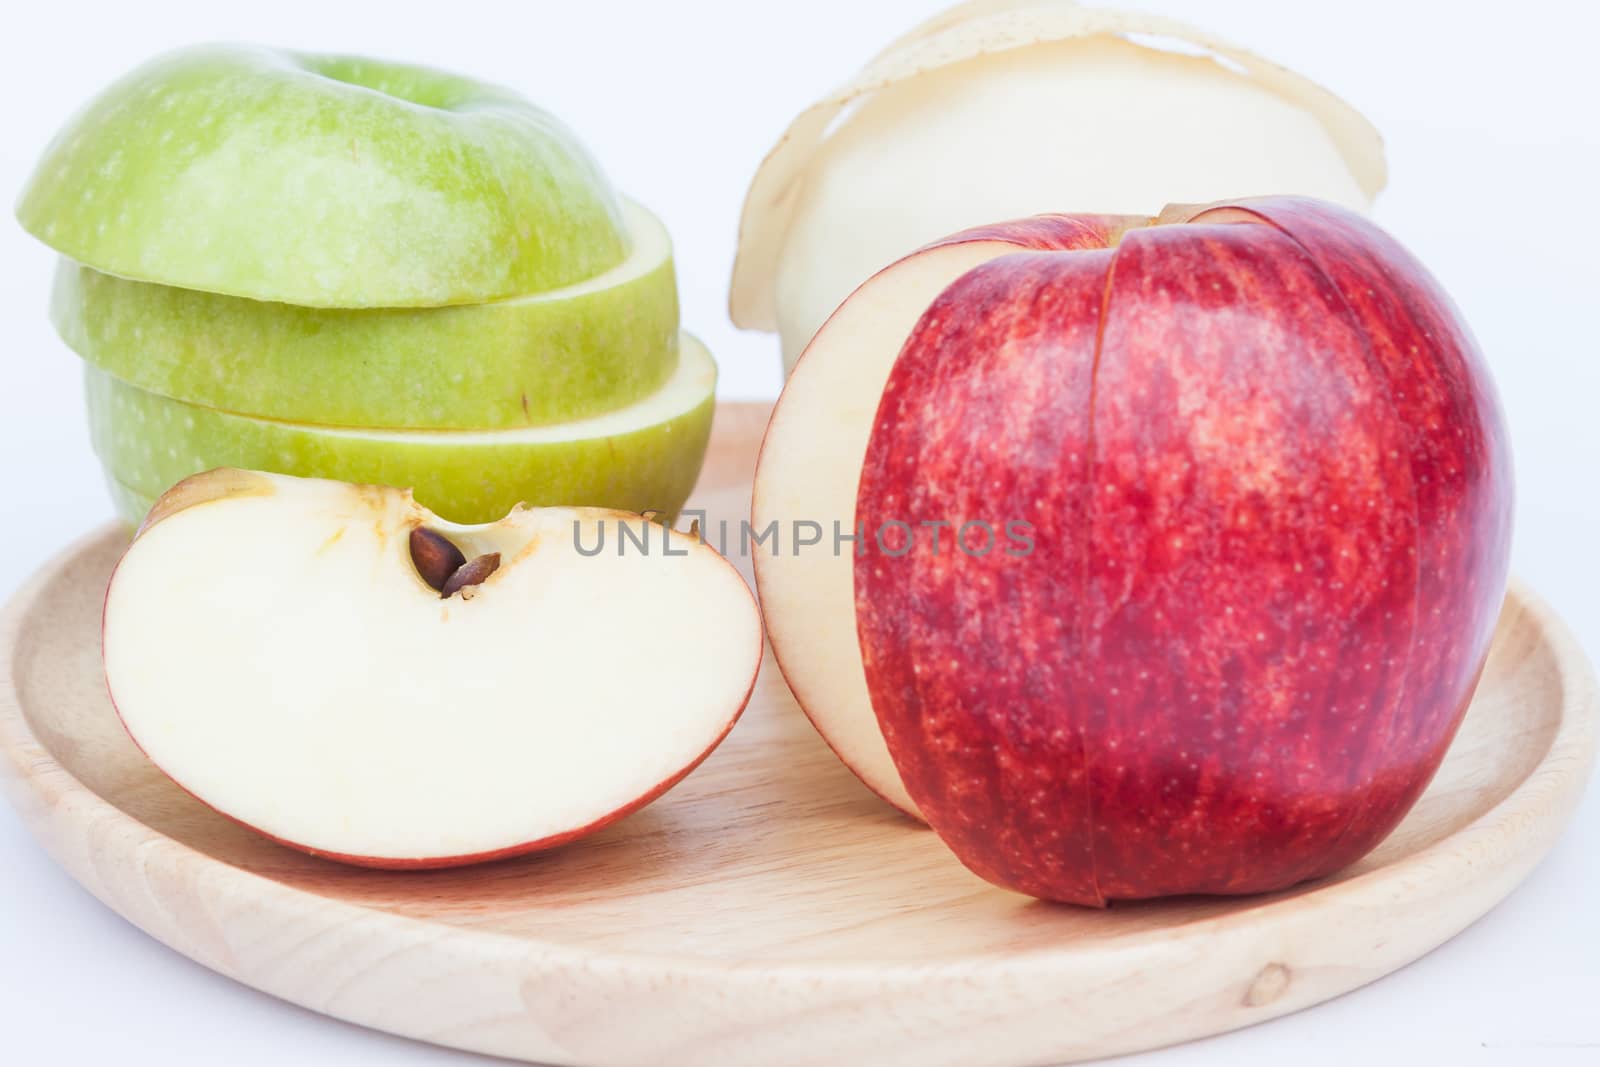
[853,197,1512,905]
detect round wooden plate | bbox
[2,403,1595,1067]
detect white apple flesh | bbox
[103,470,762,867]
[729,4,1388,370]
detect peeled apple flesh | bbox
[728,1,1387,369]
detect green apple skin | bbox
[17,45,627,307]
[53,201,678,430]
[104,477,157,529]
[88,335,717,525]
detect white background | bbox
[2,1,1597,1063]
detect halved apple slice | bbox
[103,469,762,868]
[752,215,1139,818]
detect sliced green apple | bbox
[18,45,627,307]
[53,199,678,429]
[104,476,156,528]
[89,334,717,525]
[103,469,763,867]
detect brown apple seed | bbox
[441,552,501,599]
[410,527,467,592]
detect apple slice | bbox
[103,469,762,867]
[17,45,627,307]
[89,333,717,526]
[51,199,679,430]
[751,216,1138,817]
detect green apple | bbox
[89,334,717,526]
[104,477,156,528]
[52,199,678,429]
[17,45,627,307]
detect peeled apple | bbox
[729,0,1388,369]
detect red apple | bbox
[853,197,1512,905]
[753,213,1141,818]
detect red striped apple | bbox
[103,469,762,868]
[753,214,1143,817]
[847,197,1511,903]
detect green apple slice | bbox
[53,199,678,430]
[104,476,157,528]
[18,45,627,307]
[89,334,716,525]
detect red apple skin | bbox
[851,245,1117,904]
[1228,198,1514,859]
[913,213,1142,256]
[853,197,1512,905]
[758,211,1142,819]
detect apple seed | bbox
[441,552,501,599]
[409,527,467,592]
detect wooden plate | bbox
[2,402,1595,1067]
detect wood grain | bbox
[1,401,1595,1067]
